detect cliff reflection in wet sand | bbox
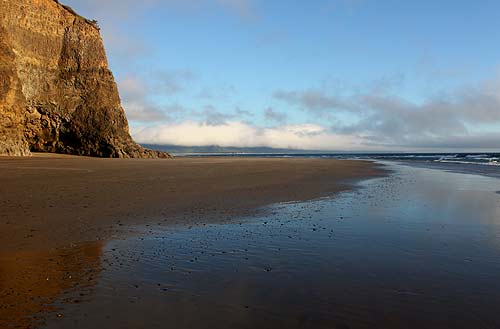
[0,243,102,328]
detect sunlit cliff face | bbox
[0,0,169,158]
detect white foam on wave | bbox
[435,159,500,166]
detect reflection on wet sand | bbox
[43,163,500,329]
[0,243,102,328]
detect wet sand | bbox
[44,162,500,329]
[0,154,383,328]
[0,243,102,329]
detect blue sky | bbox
[65,0,500,151]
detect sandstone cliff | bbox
[0,0,170,158]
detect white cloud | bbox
[125,72,500,151]
[120,76,147,100]
[121,70,500,150]
[274,74,500,150]
[123,101,169,122]
[198,105,237,126]
[132,121,363,151]
[118,75,188,122]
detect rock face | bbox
[0,0,170,158]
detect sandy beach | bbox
[41,161,500,329]
[0,154,383,252]
[0,155,383,328]
[2,157,500,329]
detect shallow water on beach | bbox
[44,163,500,329]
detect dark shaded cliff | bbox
[0,0,170,158]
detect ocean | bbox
[175,152,499,165]
[176,152,500,178]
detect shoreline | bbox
[396,159,500,179]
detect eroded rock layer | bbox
[0,0,170,158]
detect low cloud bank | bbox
[132,121,363,151]
[131,119,500,152]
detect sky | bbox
[64,0,500,152]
